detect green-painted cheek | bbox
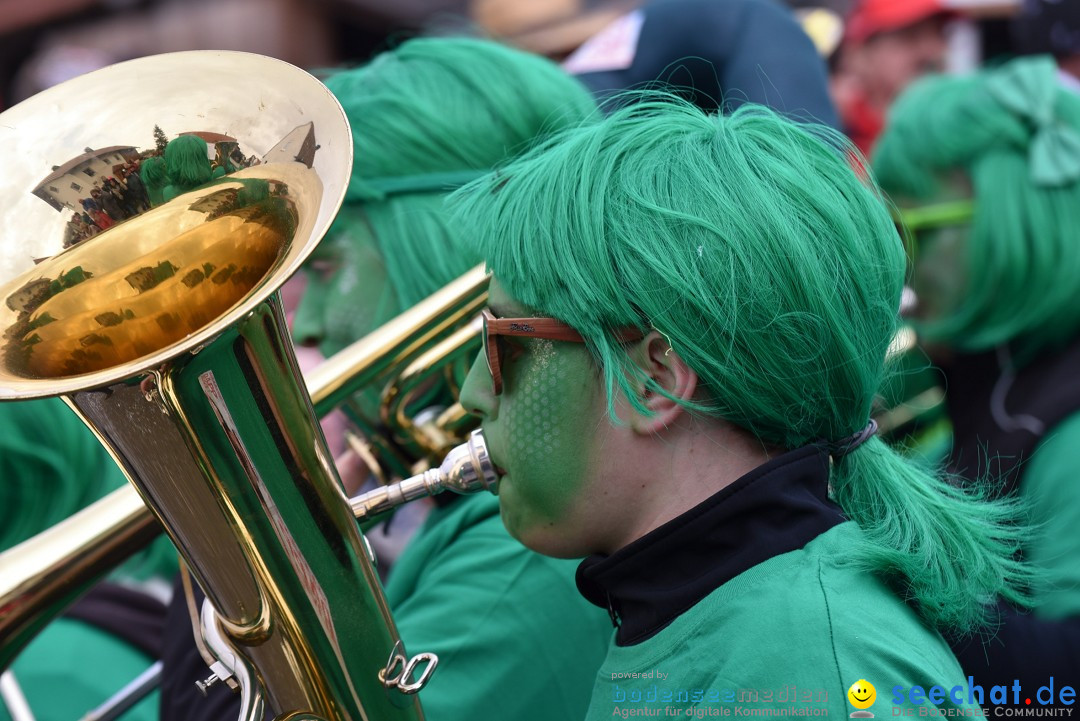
[307,235,393,357]
[501,340,597,534]
[913,225,967,324]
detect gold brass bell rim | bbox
[0,50,353,399]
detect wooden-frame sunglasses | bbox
[481,309,645,395]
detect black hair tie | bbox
[827,419,878,458]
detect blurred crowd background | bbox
[0,0,1023,116]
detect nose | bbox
[459,349,498,421]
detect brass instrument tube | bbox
[0,486,157,671]
[307,266,488,415]
[63,297,420,720]
[350,430,498,524]
[381,317,483,459]
[0,48,437,721]
[350,471,449,521]
[0,268,489,695]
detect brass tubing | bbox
[381,316,483,459]
[0,50,427,720]
[307,266,489,415]
[0,484,158,671]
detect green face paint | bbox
[911,221,968,325]
[902,175,973,326]
[468,281,607,549]
[292,207,394,357]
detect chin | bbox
[498,501,592,560]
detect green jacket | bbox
[383,492,613,721]
[1022,411,1080,619]
[0,620,159,721]
[586,523,975,720]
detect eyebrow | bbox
[487,299,543,319]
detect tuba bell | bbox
[0,50,461,720]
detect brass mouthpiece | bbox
[350,429,498,522]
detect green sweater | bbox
[1022,411,1080,620]
[0,620,159,721]
[383,493,613,721]
[587,523,975,720]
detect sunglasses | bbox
[893,200,974,253]
[481,309,645,395]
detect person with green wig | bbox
[450,95,1035,719]
[139,155,168,207]
[161,135,216,203]
[292,37,599,357]
[873,56,1080,691]
[1,398,173,721]
[161,37,612,721]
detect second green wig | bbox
[874,56,1080,360]
[315,37,598,322]
[163,135,214,191]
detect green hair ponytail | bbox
[451,94,1032,632]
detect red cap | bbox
[845,0,951,45]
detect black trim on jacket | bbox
[576,445,845,646]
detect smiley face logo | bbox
[847,680,876,717]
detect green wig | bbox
[139,156,167,207]
[163,135,214,196]
[450,94,1032,632]
[873,56,1080,360]
[315,36,597,323]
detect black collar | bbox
[575,445,845,646]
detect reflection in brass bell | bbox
[0,52,337,401]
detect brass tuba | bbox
[0,51,467,721]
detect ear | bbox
[629,331,699,435]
